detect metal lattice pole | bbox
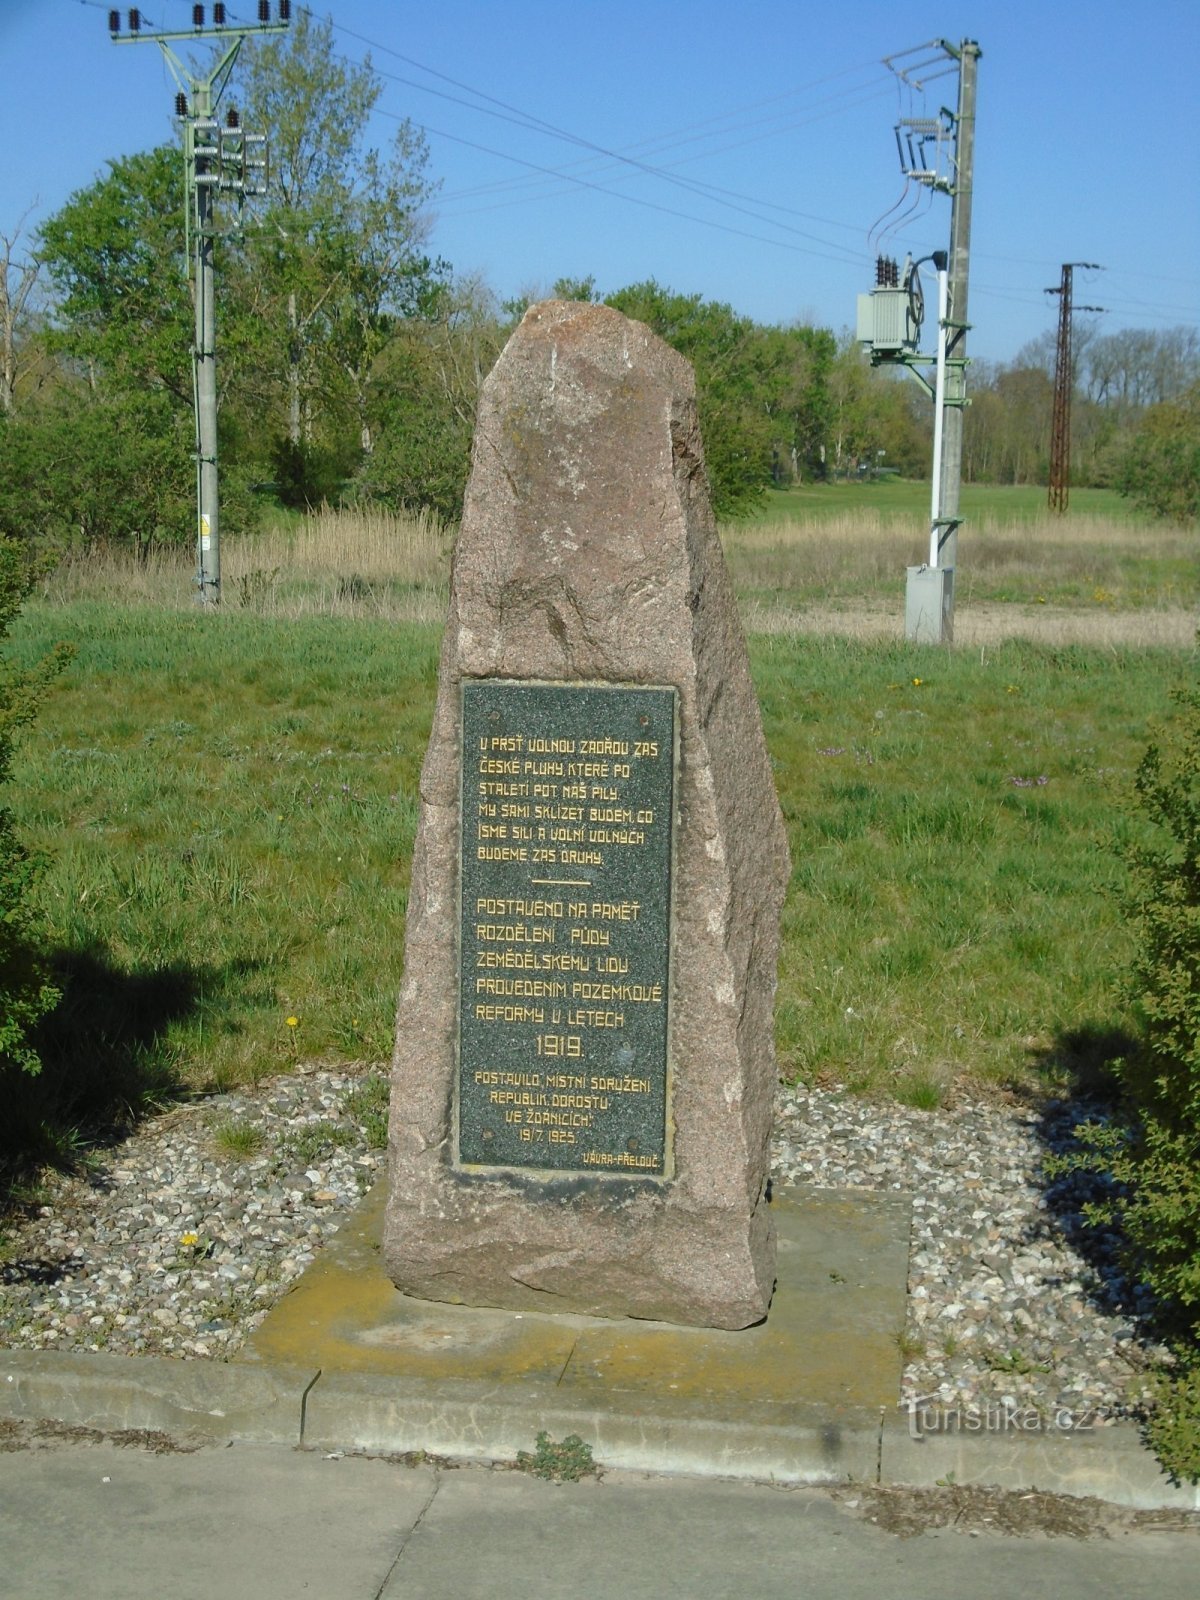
[1047,265,1074,513]
[1046,262,1104,515]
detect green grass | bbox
[211,1119,265,1159]
[3,591,1191,1155]
[1,604,438,1164]
[1,494,1195,1171]
[754,632,1186,1102]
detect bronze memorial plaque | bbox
[458,680,677,1175]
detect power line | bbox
[308,8,891,261]
[377,108,866,268]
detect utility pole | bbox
[937,38,980,581]
[109,4,290,604]
[1046,263,1104,513]
[861,38,981,644]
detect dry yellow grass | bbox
[722,508,1196,580]
[722,508,1197,647]
[34,503,1197,649]
[39,506,452,622]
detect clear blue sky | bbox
[2,0,1197,363]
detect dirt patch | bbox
[745,601,1198,649]
[834,1481,1200,1540]
[1,1417,203,1455]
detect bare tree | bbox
[0,209,42,415]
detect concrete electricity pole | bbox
[1046,263,1104,513]
[109,4,290,604]
[936,38,981,580]
[861,38,982,644]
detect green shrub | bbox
[0,539,73,1076]
[1070,675,1200,1478]
[1116,680,1200,1335]
[1117,383,1200,524]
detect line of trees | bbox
[1,12,1196,548]
[964,324,1199,496]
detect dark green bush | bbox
[0,539,73,1076]
[1071,676,1200,1478]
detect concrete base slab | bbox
[243,1183,909,1400]
[1,1350,313,1445]
[881,1420,1199,1511]
[4,1180,1197,1508]
[239,1182,907,1479]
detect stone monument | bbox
[385,299,790,1329]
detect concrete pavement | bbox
[0,1432,1196,1600]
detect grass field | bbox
[725,483,1196,619]
[3,487,1197,1166]
[752,480,1137,526]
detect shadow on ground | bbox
[1,944,209,1205]
[1024,1022,1158,1347]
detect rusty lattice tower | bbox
[1046,262,1104,513]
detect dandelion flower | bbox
[286,1016,299,1029]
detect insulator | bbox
[875,256,887,288]
[175,92,189,117]
[280,0,291,18]
[108,9,120,31]
[128,8,141,30]
[226,107,240,129]
[214,2,226,20]
[193,4,204,24]
[258,0,270,19]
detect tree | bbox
[1118,384,1200,523]
[356,275,506,522]
[233,11,446,482]
[0,387,195,554]
[28,145,204,550]
[0,538,72,1076]
[961,362,1053,485]
[605,281,773,518]
[551,275,599,303]
[754,323,837,482]
[0,211,44,416]
[37,146,192,405]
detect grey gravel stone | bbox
[0,1063,383,1362]
[772,1086,1163,1422]
[0,1066,1156,1424]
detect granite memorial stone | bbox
[385,299,790,1329]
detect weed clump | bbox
[516,1431,598,1483]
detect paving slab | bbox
[1,1350,312,1444]
[1,1437,1197,1600]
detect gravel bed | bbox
[775,1087,1165,1421]
[0,1064,384,1362]
[1,1068,1161,1422]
